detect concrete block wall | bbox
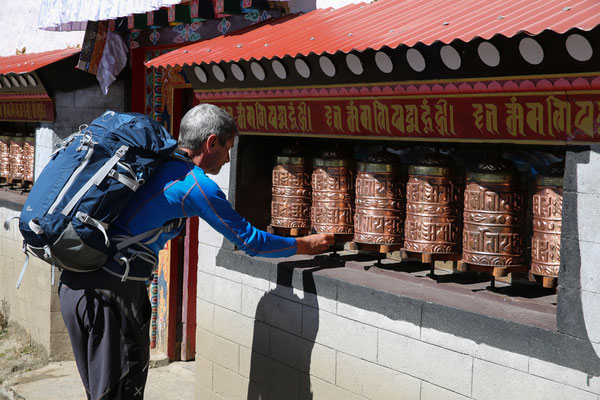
[35,80,126,178]
[195,254,600,400]
[559,145,600,361]
[0,203,71,360]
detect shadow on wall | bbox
[247,258,340,399]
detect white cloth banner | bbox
[38,0,183,31]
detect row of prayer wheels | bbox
[270,146,563,286]
[0,135,34,187]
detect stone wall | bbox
[193,145,600,400]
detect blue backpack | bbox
[9,111,177,287]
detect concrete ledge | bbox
[215,247,600,378]
[0,188,27,212]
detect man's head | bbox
[178,103,239,175]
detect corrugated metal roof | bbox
[146,0,600,69]
[0,48,80,75]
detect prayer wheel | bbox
[270,145,312,231]
[531,162,564,280]
[404,152,463,254]
[8,135,24,184]
[462,158,525,269]
[354,151,404,245]
[311,150,355,234]
[23,136,35,183]
[0,136,9,183]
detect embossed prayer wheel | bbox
[462,158,525,269]
[354,151,404,245]
[404,152,463,254]
[8,135,24,184]
[23,136,35,183]
[311,150,355,234]
[0,136,9,183]
[531,163,564,280]
[270,145,312,231]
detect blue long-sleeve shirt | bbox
[104,155,297,280]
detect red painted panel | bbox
[181,216,198,361]
[204,84,600,143]
[0,96,54,122]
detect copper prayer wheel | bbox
[8,135,24,184]
[23,136,35,183]
[270,145,312,230]
[0,136,9,183]
[462,158,525,268]
[311,150,355,234]
[353,151,404,245]
[531,163,563,279]
[404,152,463,254]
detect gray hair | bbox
[178,103,239,149]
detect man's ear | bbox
[205,134,218,152]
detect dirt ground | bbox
[0,303,48,399]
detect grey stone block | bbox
[337,280,422,327]
[272,258,339,300]
[269,326,315,373]
[54,91,75,108]
[576,193,600,243]
[559,237,581,289]
[246,351,300,399]
[561,191,579,241]
[575,147,600,195]
[557,285,588,341]
[472,358,598,400]
[422,302,531,356]
[563,145,590,193]
[530,328,600,377]
[254,292,303,336]
[216,248,271,283]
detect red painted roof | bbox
[0,48,80,75]
[147,0,600,69]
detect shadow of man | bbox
[247,256,341,400]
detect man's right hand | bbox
[295,233,335,255]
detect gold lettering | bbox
[473,103,498,134]
[405,104,420,134]
[373,100,390,133]
[288,103,297,130]
[574,101,594,138]
[434,99,455,136]
[359,104,372,131]
[391,104,405,133]
[277,105,288,130]
[255,103,267,130]
[505,96,525,137]
[267,105,278,129]
[346,101,359,133]
[420,99,433,134]
[236,103,246,129]
[324,105,343,131]
[24,102,32,120]
[526,102,544,136]
[297,102,311,131]
[245,105,256,129]
[546,95,571,137]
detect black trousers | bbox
[59,269,151,400]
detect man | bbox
[58,104,334,399]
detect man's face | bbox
[204,136,235,175]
